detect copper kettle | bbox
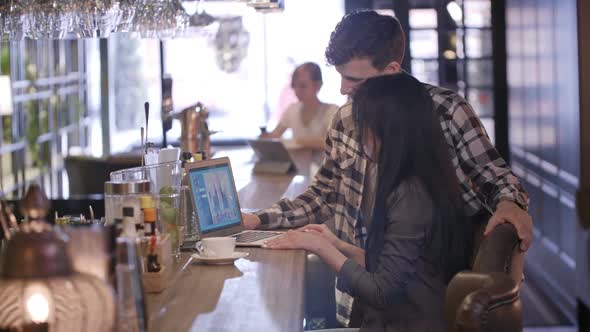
[178,102,211,158]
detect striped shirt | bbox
[254,83,530,326]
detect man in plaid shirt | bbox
[243,10,532,327]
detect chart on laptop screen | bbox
[188,164,241,233]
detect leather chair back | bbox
[445,222,525,332]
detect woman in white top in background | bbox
[261,62,339,150]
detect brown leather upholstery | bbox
[445,222,525,332]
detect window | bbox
[107,36,161,154]
[409,8,440,86]
[163,0,346,143]
[460,0,494,142]
[0,39,95,197]
[405,0,495,142]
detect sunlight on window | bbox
[409,8,437,29]
[164,0,346,142]
[464,0,491,27]
[410,30,439,59]
[109,36,162,153]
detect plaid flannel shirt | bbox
[254,83,530,326]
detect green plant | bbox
[0,47,9,75]
[24,96,41,167]
[2,116,11,143]
[25,94,54,167]
[23,60,45,168]
[72,95,85,124]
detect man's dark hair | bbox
[292,62,323,87]
[325,10,406,70]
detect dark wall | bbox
[576,0,590,327]
[345,0,373,12]
[506,0,580,321]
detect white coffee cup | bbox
[196,237,236,258]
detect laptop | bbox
[247,139,296,175]
[185,157,284,247]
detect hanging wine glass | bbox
[5,0,31,40]
[28,0,75,39]
[116,0,138,33]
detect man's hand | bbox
[259,133,273,139]
[242,212,261,230]
[484,200,533,251]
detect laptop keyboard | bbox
[233,231,283,243]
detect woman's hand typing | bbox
[263,229,325,252]
[263,229,347,272]
[297,224,343,250]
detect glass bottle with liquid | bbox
[180,152,199,243]
[115,239,148,332]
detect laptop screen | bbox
[188,163,242,234]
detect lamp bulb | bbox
[26,293,50,323]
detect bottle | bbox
[115,239,148,332]
[180,154,198,242]
[180,152,194,167]
[122,207,137,238]
[193,150,206,161]
[114,218,124,237]
[144,142,159,166]
[146,236,161,273]
[143,208,157,236]
[140,195,153,210]
[139,195,153,236]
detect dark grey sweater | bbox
[337,178,447,332]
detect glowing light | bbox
[447,1,463,23]
[293,175,305,184]
[443,50,457,59]
[26,293,49,323]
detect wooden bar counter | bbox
[146,147,322,332]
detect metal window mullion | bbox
[49,40,56,176]
[436,1,445,87]
[66,41,73,149]
[56,40,64,157]
[79,40,87,151]
[11,40,25,197]
[46,39,56,197]
[461,0,468,98]
[64,41,69,149]
[34,39,43,187]
[0,140,25,154]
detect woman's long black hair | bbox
[353,73,469,280]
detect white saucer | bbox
[191,252,249,265]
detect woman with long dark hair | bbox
[266,73,470,331]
